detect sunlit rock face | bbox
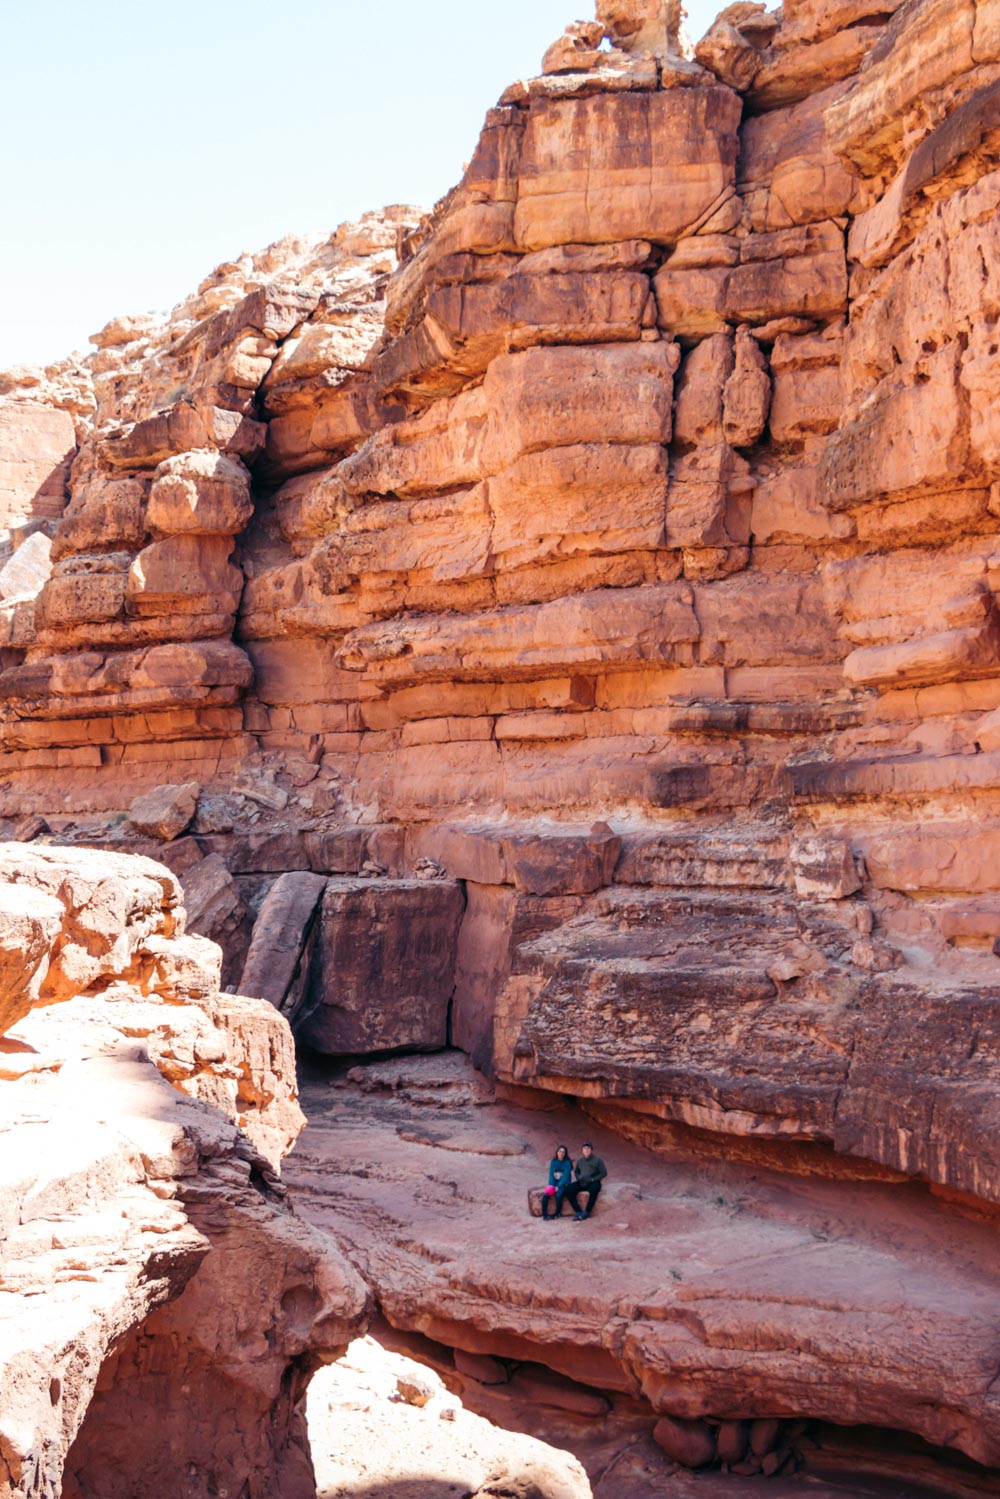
[3,0,1000,1493]
[0,843,368,1499]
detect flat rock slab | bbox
[238,869,327,1017]
[287,1052,1000,1475]
[400,1125,526,1156]
[297,878,466,1055]
[419,820,621,895]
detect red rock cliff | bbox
[2,0,1000,1489]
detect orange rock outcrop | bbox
[0,844,368,1499]
[3,0,1000,1492]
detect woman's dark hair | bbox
[554,1144,569,1159]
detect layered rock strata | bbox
[288,1053,1000,1493]
[0,843,367,1499]
[3,0,1000,1489]
[0,212,420,794]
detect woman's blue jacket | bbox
[548,1156,573,1190]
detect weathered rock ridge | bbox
[3,0,1000,1490]
[0,843,367,1499]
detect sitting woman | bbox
[542,1144,573,1220]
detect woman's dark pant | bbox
[542,1186,568,1218]
[566,1180,601,1217]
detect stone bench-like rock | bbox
[527,1181,641,1216]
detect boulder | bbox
[455,1349,509,1385]
[717,1419,751,1463]
[653,1415,717,1469]
[237,870,327,1018]
[395,1371,436,1407]
[298,878,466,1054]
[597,0,678,55]
[127,781,200,841]
[696,6,778,90]
[0,530,52,600]
[146,449,253,535]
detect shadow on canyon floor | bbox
[313,1466,979,1499]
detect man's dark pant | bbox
[566,1180,601,1217]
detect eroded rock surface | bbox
[4,0,1000,1490]
[287,1053,1000,1494]
[0,845,368,1499]
[308,1335,590,1499]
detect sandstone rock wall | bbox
[0,844,368,1499]
[4,2,1000,1486]
[4,0,996,1195]
[0,213,419,797]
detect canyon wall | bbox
[3,0,1000,1491]
[2,0,997,1200]
[0,843,368,1499]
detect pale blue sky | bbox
[2,0,722,370]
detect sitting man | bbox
[565,1142,608,1220]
